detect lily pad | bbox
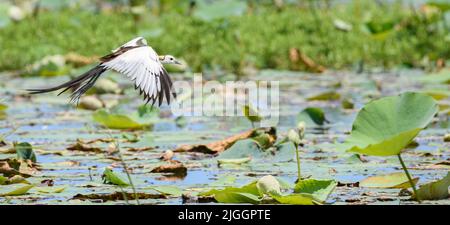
[417,70,450,84]
[414,172,450,200]
[93,109,151,130]
[343,92,438,156]
[294,179,337,203]
[150,185,183,197]
[0,183,34,196]
[360,172,419,189]
[34,185,67,193]
[217,157,251,165]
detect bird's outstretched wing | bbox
[27,37,175,106]
[101,45,175,106]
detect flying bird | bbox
[27,37,180,106]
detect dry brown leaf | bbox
[126,146,155,152]
[151,160,187,175]
[72,192,166,201]
[173,127,275,154]
[67,142,103,153]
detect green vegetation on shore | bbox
[0,1,449,73]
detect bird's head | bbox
[159,55,182,65]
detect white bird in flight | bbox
[27,37,179,106]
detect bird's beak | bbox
[174,60,182,65]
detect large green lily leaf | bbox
[343,92,438,156]
[414,172,450,200]
[294,179,337,203]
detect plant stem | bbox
[116,140,140,205]
[397,154,421,203]
[294,144,301,181]
[107,130,140,205]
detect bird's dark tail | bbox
[27,65,107,104]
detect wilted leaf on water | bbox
[174,127,275,154]
[14,142,36,163]
[307,91,340,101]
[414,172,450,200]
[217,157,251,165]
[256,175,281,196]
[342,92,438,156]
[67,141,103,153]
[0,183,34,196]
[151,185,183,197]
[297,107,329,125]
[72,192,166,201]
[294,179,337,203]
[0,160,32,178]
[151,161,187,175]
[34,185,67,193]
[93,109,151,130]
[360,172,419,189]
[8,175,29,184]
[102,168,129,186]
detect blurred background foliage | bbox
[0,0,449,75]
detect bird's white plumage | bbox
[102,45,164,101]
